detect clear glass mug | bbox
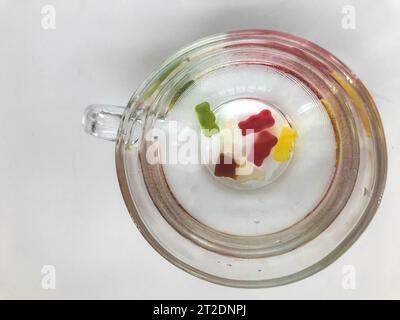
[82,30,387,287]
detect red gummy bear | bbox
[238,109,275,136]
[251,130,278,167]
[214,153,237,179]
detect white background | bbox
[1,0,399,299]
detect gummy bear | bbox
[251,130,278,167]
[238,109,275,136]
[195,102,219,137]
[273,126,298,162]
[235,158,265,182]
[214,153,237,179]
[214,153,266,183]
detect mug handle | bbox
[82,104,125,141]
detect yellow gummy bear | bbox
[273,127,298,162]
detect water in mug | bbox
[154,64,336,236]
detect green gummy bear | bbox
[195,102,219,137]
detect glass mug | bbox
[82,30,387,287]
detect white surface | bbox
[0,0,399,299]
